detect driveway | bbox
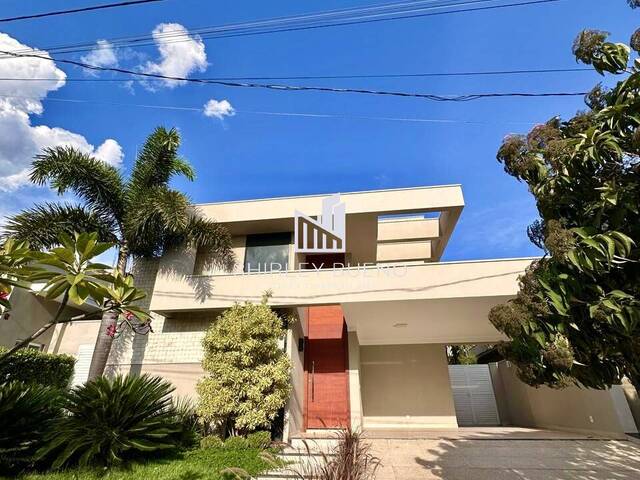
[367,428,640,480]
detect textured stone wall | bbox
[107,259,216,368]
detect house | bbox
[1,184,638,438]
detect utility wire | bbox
[0,0,164,23]
[0,67,592,82]
[0,0,498,57]
[0,0,565,58]
[0,50,588,101]
[0,93,540,125]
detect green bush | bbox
[171,396,200,448]
[200,435,224,449]
[197,300,291,435]
[0,347,75,388]
[246,431,271,450]
[0,381,62,474]
[39,374,187,468]
[223,436,249,450]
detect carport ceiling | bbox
[342,296,513,345]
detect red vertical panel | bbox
[305,306,350,429]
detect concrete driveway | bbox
[367,428,640,480]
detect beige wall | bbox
[348,332,364,430]
[359,343,458,428]
[621,378,640,430]
[377,217,439,242]
[0,288,87,351]
[108,362,204,399]
[494,361,626,436]
[198,185,464,224]
[283,321,305,441]
[49,320,100,356]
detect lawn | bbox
[9,447,274,480]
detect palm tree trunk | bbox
[87,244,129,380]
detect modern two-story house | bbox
[3,184,638,439]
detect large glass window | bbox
[244,232,291,272]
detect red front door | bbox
[305,305,350,429]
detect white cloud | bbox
[141,23,208,89]
[0,32,123,192]
[80,40,118,73]
[94,139,124,167]
[203,99,235,120]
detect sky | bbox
[0,0,636,263]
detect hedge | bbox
[0,347,76,388]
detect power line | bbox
[0,50,588,101]
[0,93,540,125]
[0,67,592,82]
[0,0,498,57]
[0,0,164,23]
[0,0,565,58]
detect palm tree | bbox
[3,127,233,379]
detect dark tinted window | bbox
[244,232,291,272]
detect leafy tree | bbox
[197,296,291,436]
[0,232,150,364]
[3,127,233,379]
[489,25,640,390]
[448,345,477,365]
[0,239,38,311]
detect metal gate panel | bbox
[72,344,94,386]
[449,364,500,426]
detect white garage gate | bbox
[448,364,500,426]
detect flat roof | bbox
[195,184,463,207]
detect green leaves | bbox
[492,24,640,390]
[0,238,39,310]
[30,146,126,222]
[28,232,149,321]
[197,302,291,434]
[573,30,631,75]
[0,381,63,474]
[565,229,635,274]
[38,374,185,468]
[35,232,113,305]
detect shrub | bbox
[288,429,380,480]
[197,299,291,435]
[223,436,249,450]
[0,381,62,474]
[172,396,200,448]
[246,431,271,450]
[0,347,75,388]
[200,435,224,449]
[39,374,186,468]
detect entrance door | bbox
[305,305,350,429]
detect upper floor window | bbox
[244,232,291,273]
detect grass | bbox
[8,447,273,480]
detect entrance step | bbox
[289,436,339,453]
[256,442,334,479]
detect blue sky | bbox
[0,0,635,261]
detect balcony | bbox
[149,257,534,314]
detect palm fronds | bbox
[31,146,125,221]
[184,215,234,271]
[0,381,62,474]
[127,127,194,195]
[39,374,183,468]
[3,203,118,249]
